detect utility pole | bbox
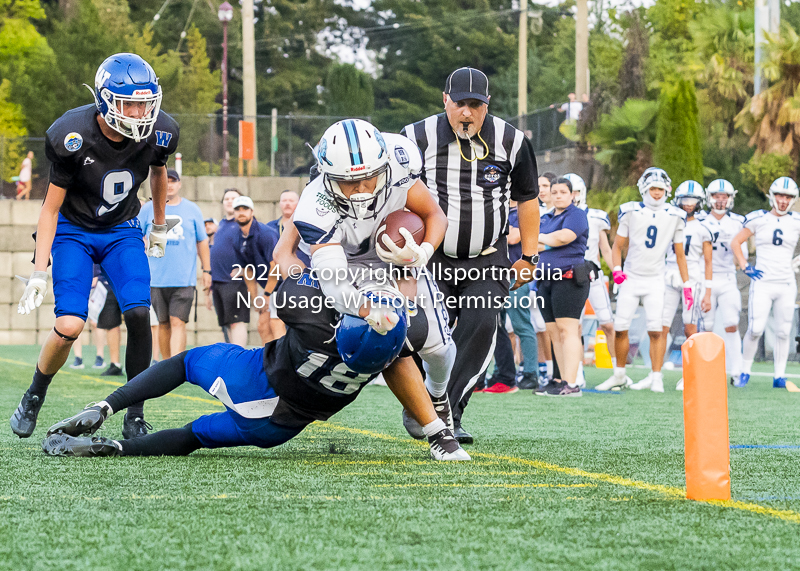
[754,0,779,95]
[517,0,528,131]
[242,0,258,174]
[575,0,590,99]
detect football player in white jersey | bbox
[531,173,556,383]
[596,167,691,393]
[698,179,746,382]
[276,119,458,441]
[661,181,713,390]
[731,177,800,389]
[565,173,616,381]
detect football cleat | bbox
[482,383,519,394]
[428,428,471,461]
[629,374,653,391]
[401,409,425,440]
[676,378,684,391]
[47,403,110,437]
[10,391,45,438]
[773,377,787,389]
[453,424,473,444]
[122,414,152,439]
[430,391,454,432]
[595,375,632,391]
[650,375,664,393]
[733,373,750,388]
[42,433,120,457]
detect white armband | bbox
[311,245,363,316]
[704,280,713,288]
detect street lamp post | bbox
[218,2,233,175]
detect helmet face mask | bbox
[91,53,162,142]
[317,119,392,220]
[638,167,672,209]
[768,177,799,216]
[672,180,705,215]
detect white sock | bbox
[724,330,743,377]
[742,331,760,374]
[611,357,617,367]
[614,366,627,379]
[97,400,114,416]
[545,360,553,378]
[650,371,663,382]
[423,343,455,398]
[577,361,584,377]
[774,335,790,378]
[422,418,447,438]
[742,359,754,375]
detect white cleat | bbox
[629,373,653,390]
[650,376,664,393]
[595,374,632,391]
[675,378,684,391]
[429,429,471,461]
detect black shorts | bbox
[97,286,122,330]
[537,277,590,322]
[151,286,196,323]
[211,280,250,326]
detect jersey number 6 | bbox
[98,170,134,217]
[773,228,783,246]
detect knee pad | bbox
[123,306,151,334]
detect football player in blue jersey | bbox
[41,274,470,461]
[10,53,179,440]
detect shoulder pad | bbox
[695,210,707,221]
[587,208,608,220]
[45,104,97,158]
[744,210,767,224]
[728,212,745,223]
[617,201,642,219]
[148,111,180,153]
[666,204,687,219]
[384,133,423,176]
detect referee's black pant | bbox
[429,243,511,427]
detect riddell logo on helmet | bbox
[133,89,153,96]
[350,165,367,172]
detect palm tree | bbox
[735,25,800,175]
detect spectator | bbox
[552,93,583,124]
[204,217,218,246]
[94,273,124,376]
[139,169,211,358]
[209,189,246,344]
[232,196,278,345]
[16,151,33,200]
[534,177,590,397]
[532,173,556,384]
[402,67,540,443]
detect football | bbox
[377,210,425,250]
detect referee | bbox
[403,67,540,443]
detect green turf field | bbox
[2,345,799,570]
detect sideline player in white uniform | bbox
[698,179,746,382]
[277,119,461,442]
[731,177,800,389]
[596,167,691,393]
[661,181,713,390]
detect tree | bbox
[653,78,704,187]
[0,79,28,181]
[324,63,374,118]
[735,25,800,176]
[618,10,648,103]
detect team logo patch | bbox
[155,130,172,147]
[483,164,501,183]
[394,146,409,167]
[64,132,83,152]
[318,138,333,166]
[374,130,387,158]
[315,192,336,213]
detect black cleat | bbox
[10,391,45,438]
[402,409,425,440]
[428,428,471,461]
[430,391,454,432]
[42,433,120,457]
[122,414,152,440]
[101,363,123,377]
[453,424,473,444]
[47,404,109,437]
[517,372,539,391]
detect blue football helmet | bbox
[90,53,162,142]
[336,285,408,374]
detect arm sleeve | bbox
[509,137,539,202]
[311,245,363,316]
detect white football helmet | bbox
[769,177,799,215]
[316,119,391,220]
[705,179,736,214]
[564,173,587,208]
[672,180,705,215]
[637,167,672,209]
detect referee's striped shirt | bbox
[403,113,539,259]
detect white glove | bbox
[361,293,401,335]
[147,219,180,258]
[793,255,800,274]
[376,228,434,268]
[16,271,48,315]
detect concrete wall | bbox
[0,176,307,346]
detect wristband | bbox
[704,280,713,288]
[613,266,622,273]
[682,281,692,289]
[203,270,211,274]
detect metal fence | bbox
[506,106,574,153]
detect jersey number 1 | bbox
[98,170,134,217]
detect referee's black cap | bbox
[444,67,490,104]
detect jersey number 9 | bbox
[98,170,134,217]
[645,225,657,249]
